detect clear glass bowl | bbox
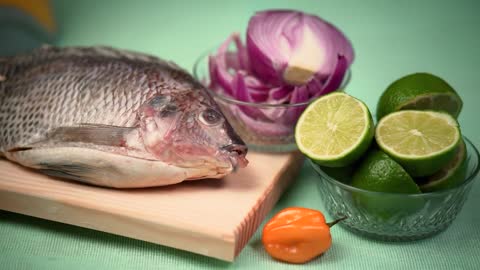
[310,136,480,241]
[193,50,351,152]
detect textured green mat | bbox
[1,0,479,269]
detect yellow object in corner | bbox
[0,0,57,55]
[0,0,56,33]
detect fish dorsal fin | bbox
[1,46,184,79]
[62,46,184,71]
[40,46,168,63]
[47,124,136,147]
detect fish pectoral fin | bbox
[6,146,34,153]
[47,124,136,146]
[5,124,136,152]
[37,163,95,184]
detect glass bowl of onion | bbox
[193,10,354,152]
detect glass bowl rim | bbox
[310,136,480,197]
[192,48,351,108]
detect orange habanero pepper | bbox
[262,207,345,264]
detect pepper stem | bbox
[327,216,347,227]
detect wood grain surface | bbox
[0,151,304,261]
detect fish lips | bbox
[220,144,249,171]
[228,153,249,172]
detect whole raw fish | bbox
[0,46,248,188]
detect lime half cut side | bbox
[375,110,461,177]
[399,92,462,118]
[295,92,374,167]
[419,138,467,192]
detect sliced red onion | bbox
[225,51,243,71]
[233,32,250,71]
[246,10,353,87]
[305,76,324,98]
[312,54,348,98]
[209,56,233,95]
[306,17,354,66]
[236,108,294,137]
[244,74,270,92]
[207,10,354,137]
[225,33,251,71]
[284,86,309,123]
[207,54,218,89]
[209,34,244,95]
[248,88,269,102]
[235,70,269,102]
[267,86,292,103]
[260,86,293,121]
[232,72,265,119]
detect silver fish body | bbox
[0,46,248,188]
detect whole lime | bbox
[376,72,462,120]
[351,149,422,220]
[351,149,420,194]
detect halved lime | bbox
[419,138,467,192]
[375,110,461,177]
[295,92,374,167]
[376,73,463,120]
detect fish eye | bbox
[199,108,223,126]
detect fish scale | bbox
[1,55,156,150]
[0,46,248,188]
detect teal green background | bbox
[1,0,480,269]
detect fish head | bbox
[137,92,248,176]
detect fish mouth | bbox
[227,153,249,171]
[221,144,249,171]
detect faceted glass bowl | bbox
[193,50,350,152]
[310,136,479,241]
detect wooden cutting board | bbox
[0,151,304,261]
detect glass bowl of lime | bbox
[193,49,351,153]
[310,136,479,241]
